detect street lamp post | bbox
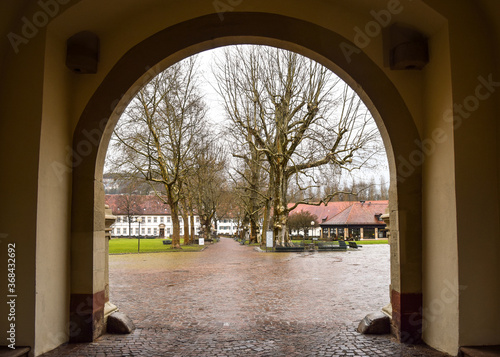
[137,217,142,253]
[311,220,316,248]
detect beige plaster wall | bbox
[0,1,49,351]
[1,0,499,355]
[34,26,74,355]
[13,0,436,354]
[423,0,500,349]
[44,0,443,133]
[421,26,459,355]
[446,4,500,347]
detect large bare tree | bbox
[215,46,382,246]
[189,136,228,240]
[109,56,207,248]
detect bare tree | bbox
[109,56,207,248]
[288,210,319,237]
[112,189,143,237]
[215,47,269,244]
[179,196,191,244]
[215,45,382,246]
[186,135,228,240]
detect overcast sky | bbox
[106,45,390,185]
[194,45,390,182]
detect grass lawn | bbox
[291,240,313,245]
[290,239,388,245]
[249,239,389,246]
[109,238,206,254]
[358,239,388,244]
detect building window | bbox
[116,217,121,223]
[195,216,199,223]
[350,228,360,239]
[147,217,151,223]
[141,228,145,234]
[160,217,164,223]
[167,228,171,235]
[154,228,158,235]
[135,228,139,235]
[148,228,151,234]
[123,228,127,235]
[123,216,128,222]
[364,228,375,239]
[117,228,121,234]
[167,216,171,223]
[154,217,157,223]
[179,216,183,223]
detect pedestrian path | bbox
[42,238,445,356]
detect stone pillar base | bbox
[104,301,118,318]
[69,291,106,343]
[391,289,422,344]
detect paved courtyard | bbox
[42,238,446,356]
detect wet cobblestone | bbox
[42,238,447,356]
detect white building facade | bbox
[106,194,244,238]
[111,214,201,238]
[216,218,239,236]
[106,194,202,238]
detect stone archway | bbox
[70,11,422,345]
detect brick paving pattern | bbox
[42,238,447,356]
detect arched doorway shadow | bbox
[70,12,422,344]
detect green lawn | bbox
[357,239,388,244]
[250,239,389,246]
[109,238,206,254]
[290,239,388,245]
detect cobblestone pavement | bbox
[42,238,447,357]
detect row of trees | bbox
[288,175,389,203]
[215,46,383,246]
[108,58,227,248]
[107,45,385,248]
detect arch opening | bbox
[70,11,422,346]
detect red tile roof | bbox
[106,194,388,227]
[105,194,172,215]
[321,201,388,226]
[288,202,353,223]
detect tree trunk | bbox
[169,196,181,249]
[189,207,196,243]
[261,170,273,247]
[249,219,258,244]
[272,162,292,247]
[261,202,270,247]
[182,210,190,245]
[248,132,261,244]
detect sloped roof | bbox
[321,201,388,226]
[288,201,353,223]
[105,194,172,215]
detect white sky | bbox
[107,45,390,185]
[192,46,390,184]
[195,47,229,127]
